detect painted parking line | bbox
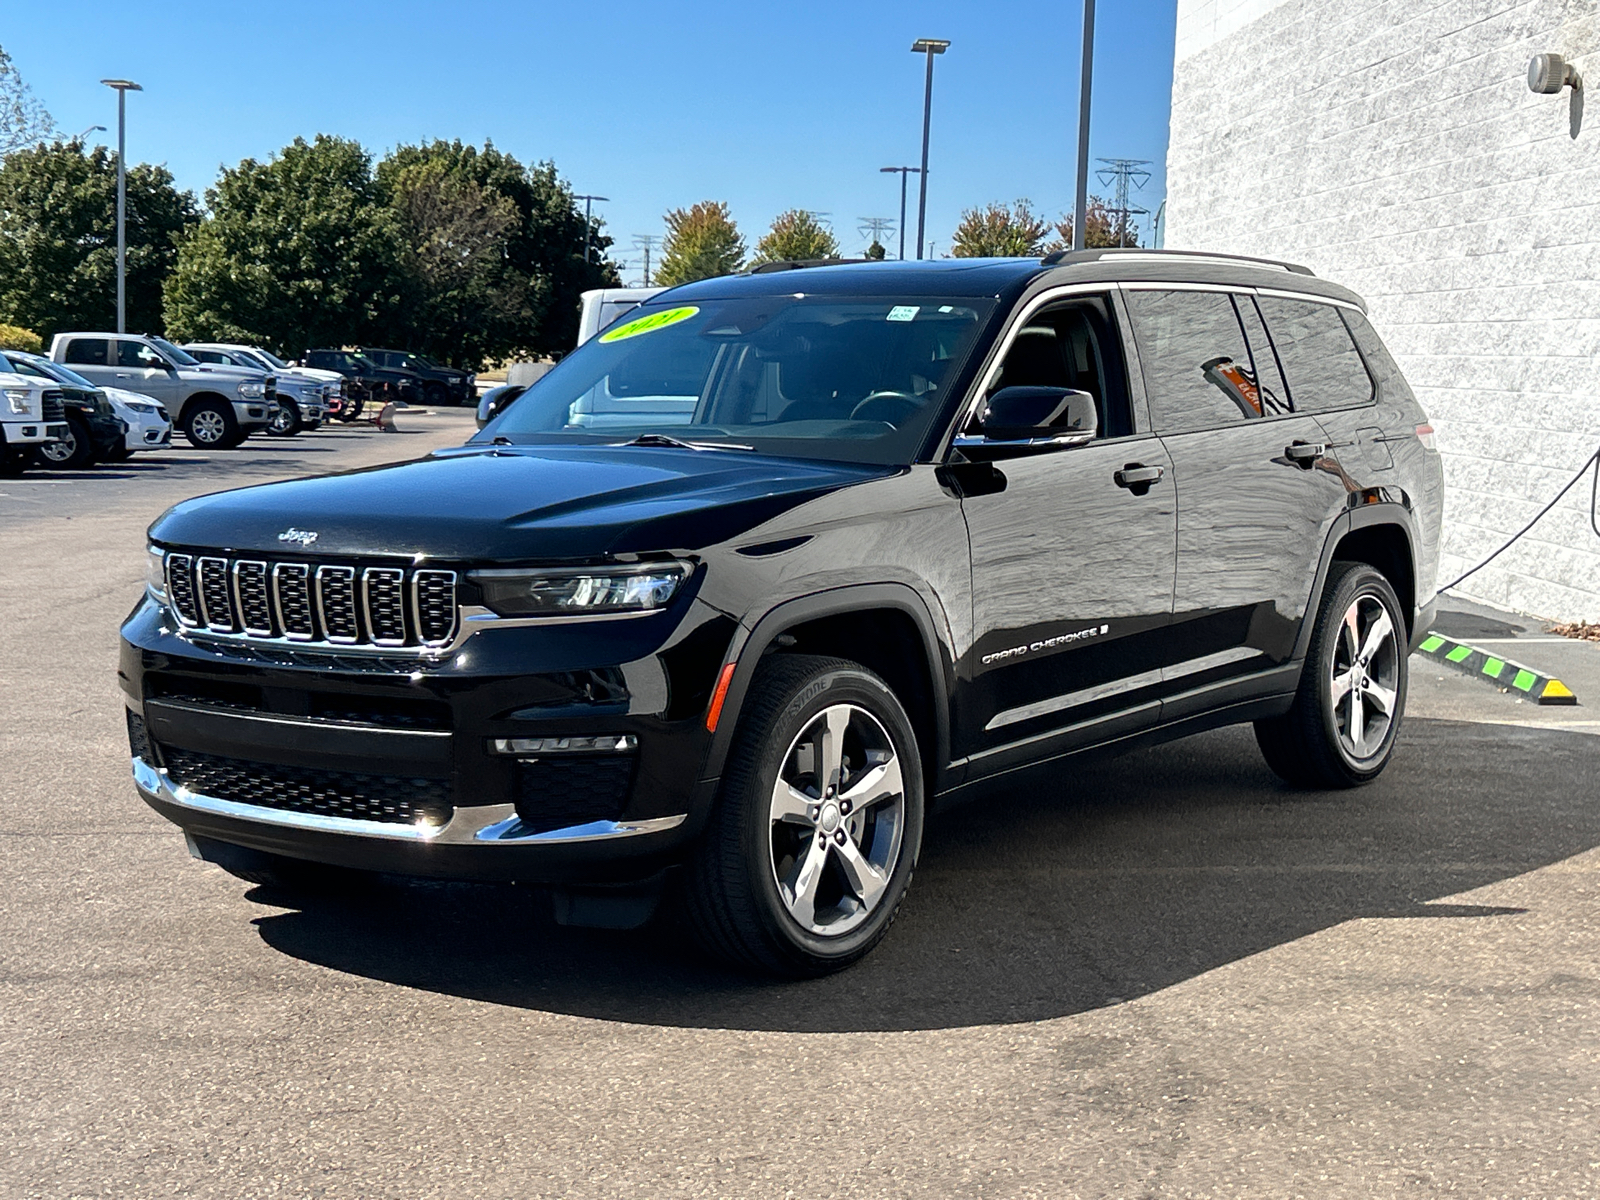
[1415,633,1578,705]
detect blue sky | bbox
[6,0,1178,282]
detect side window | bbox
[1232,296,1292,416]
[64,338,109,366]
[1255,296,1374,412]
[189,349,223,364]
[117,340,166,369]
[1124,289,1261,431]
[1340,310,1412,402]
[986,294,1134,439]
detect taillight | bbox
[1415,424,1437,451]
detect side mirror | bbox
[476,384,526,429]
[979,386,1097,442]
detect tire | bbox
[685,654,924,977]
[267,399,302,436]
[1255,560,1409,788]
[424,381,446,407]
[183,398,239,449]
[33,413,95,469]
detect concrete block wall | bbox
[1167,0,1600,622]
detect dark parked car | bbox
[123,250,1443,977]
[300,349,419,418]
[1,352,126,468]
[359,348,475,406]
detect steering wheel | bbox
[849,391,921,427]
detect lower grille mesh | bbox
[162,746,452,826]
[514,756,634,835]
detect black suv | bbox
[1,352,126,468]
[359,348,475,406]
[122,250,1443,977]
[300,349,419,417]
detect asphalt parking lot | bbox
[3,410,1598,1198]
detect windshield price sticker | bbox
[599,306,700,343]
[886,305,920,322]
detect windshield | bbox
[149,337,199,367]
[479,296,994,464]
[254,348,290,369]
[8,354,95,389]
[233,349,273,371]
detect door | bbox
[113,339,179,406]
[1123,286,1347,711]
[956,293,1177,772]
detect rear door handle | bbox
[1114,463,1165,492]
[1285,440,1326,467]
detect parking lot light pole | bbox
[910,39,949,261]
[1072,1,1095,252]
[574,194,608,264]
[100,79,142,334]
[879,166,920,260]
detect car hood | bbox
[149,443,896,560]
[181,364,268,383]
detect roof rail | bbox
[1039,247,1315,277]
[745,257,872,275]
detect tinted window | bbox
[1125,289,1261,431]
[1232,296,1292,416]
[117,340,166,369]
[188,349,225,364]
[1340,310,1412,402]
[64,338,108,366]
[1256,296,1374,412]
[986,295,1133,439]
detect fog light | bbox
[490,734,637,755]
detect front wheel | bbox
[33,413,95,469]
[183,399,240,449]
[686,654,924,977]
[267,399,302,436]
[1255,560,1408,788]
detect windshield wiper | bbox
[618,433,755,452]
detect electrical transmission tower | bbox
[802,210,833,229]
[858,216,895,249]
[632,235,659,286]
[1094,158,1152,248]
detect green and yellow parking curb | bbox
[1415,633,1578,705]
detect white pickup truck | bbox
[48,332,273,449]
[0,370,69,475]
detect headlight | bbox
[237,380,266,399]
[146,546,168,602]
[4,387,31,415]
[471,562,691,617]
[128,401,157,414]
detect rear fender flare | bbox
[1293,498,1421,662]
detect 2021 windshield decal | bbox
[598,306,700,344]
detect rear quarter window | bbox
[1256,296,1374,412]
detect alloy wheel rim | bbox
[193,410,226,443]
[269,404,294,433]
[768,702,906,937]
[41,430,77,462]
[1330,593,1399,762]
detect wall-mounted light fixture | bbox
[1529,53,1582,94]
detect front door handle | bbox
[1285,440,1326,467]
[1114,463,1165,494]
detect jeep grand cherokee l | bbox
[121,249,1444,977]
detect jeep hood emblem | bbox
[277,528,319,547]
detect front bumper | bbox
[1,420,60,446]
[120,595,729,884]
[231,401,271,430]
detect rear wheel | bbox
[685,654,924,977]
[183,399,239,449]
[1255,560,1408,788]
[424,381,447,407]
[267,398,302,436]
[33,413,95,469]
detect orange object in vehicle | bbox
[1202,355,1262,417]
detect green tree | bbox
[163,135,401,355]
[751,209,839,264]
[375,140,618,364]
[655,201,744,285]
[1047,198,1129,251]
[949,200,1053,258]
[864,240,887,261]
[0,140,197,339]
[0,322,43,352]
[1,45,55,157]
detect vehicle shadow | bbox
[250,718,1595,1032]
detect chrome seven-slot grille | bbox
[163,551,457,649]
